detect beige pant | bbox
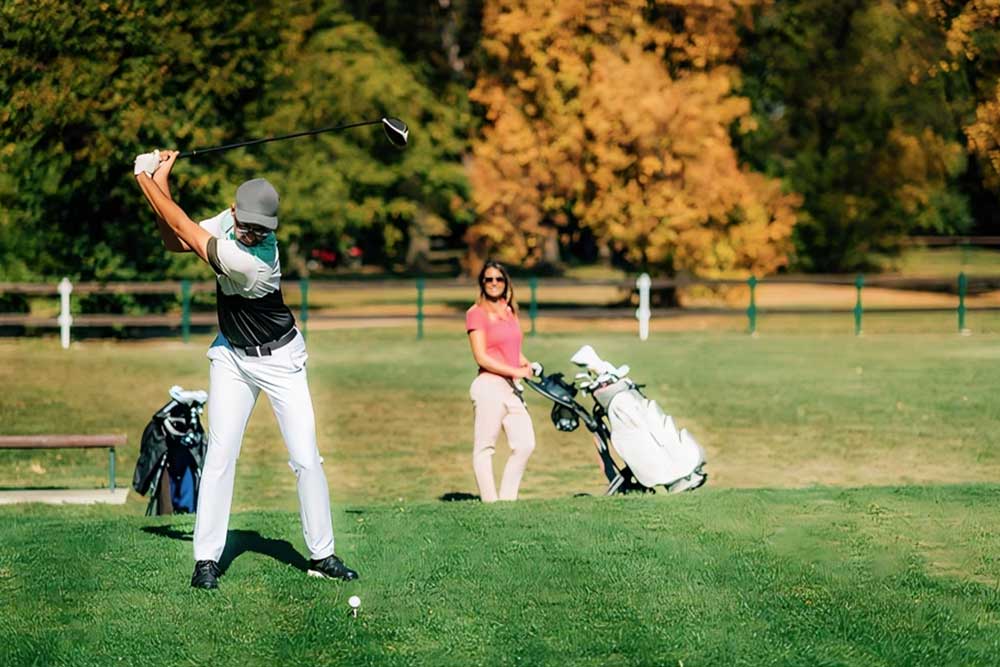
[470,373,536,502]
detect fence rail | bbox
[2,272,998,346]
[6,274,1000,292]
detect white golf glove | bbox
[530,362,543,377]
[133,150,160,176]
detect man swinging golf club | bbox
[133,149,358,589]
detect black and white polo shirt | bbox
[200,209,294,348]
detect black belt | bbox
[236,328,297,357]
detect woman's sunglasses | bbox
[482,276,507,284]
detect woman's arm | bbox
[135,171,212,263]
[469,329,531,378]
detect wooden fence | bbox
[2,273,999,345]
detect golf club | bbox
[177,117,408,158]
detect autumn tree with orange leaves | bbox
[467,0,798,279]
[920,0,1000,191]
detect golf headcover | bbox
[570,345,629,379]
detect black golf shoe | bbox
[191,560,221,589]
[308,554,359,581]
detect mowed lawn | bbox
[1,326,998,502]
[2,487,1000,666]
[2,326,1000,665]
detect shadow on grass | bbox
[438,491,479,502]
[141,525,309,574]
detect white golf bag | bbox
[526,345,707,494]
[569,346,707,491]
[593,380,706,490]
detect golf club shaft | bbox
[178,119,383,159]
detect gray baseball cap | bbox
[234,178,279,230]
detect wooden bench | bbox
[0,434,126,490]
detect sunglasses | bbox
[482,276,507,284]
[234,219,270,237]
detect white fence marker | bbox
[58,277,73,349]
[636,273,651,341]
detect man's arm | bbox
[150,150,190,252]
[135,171,212,264]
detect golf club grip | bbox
[177,119,383,159]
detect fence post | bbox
[854,274,864,336]
[58,277,73,350]
[636,273,651,341]
[416,276,425,340]
[299,278,309,341]
[747,276,758,336]
[180,279,191,343]
[529,276,538,336]
[958,272,969,335]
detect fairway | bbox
[7,0,1000,662]
[2,327,999,500]
[2,327,999,665]
[2,487,1000,666]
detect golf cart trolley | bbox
[526,345,707,495]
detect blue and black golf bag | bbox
[132,386,208,516]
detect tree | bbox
[0,0,474,284]
[467,0,799,279]
[0,0,291,281]
[241,6,474,272]
[737,0,977,271]
[920,0,1000,203]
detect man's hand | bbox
[133,150,160,176]
[153,149,179,185]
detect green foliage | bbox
[4,0,996,283]
[343,0,485,91]
[737,0,976,271]
[240,7,474,269]
[0,0,286,280]
[0,0,472,284]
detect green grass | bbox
[3,326,1000,665]
[891,246,1000,277]
[3,327,999,499]
[2,487,999,666]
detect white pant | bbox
[193,331,335,562]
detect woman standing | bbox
[465,260,537,502]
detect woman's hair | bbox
[476,260,517,314]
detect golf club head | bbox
[382,117,408,148]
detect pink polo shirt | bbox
[466,303,523,374]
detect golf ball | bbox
[348,595,361,608]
